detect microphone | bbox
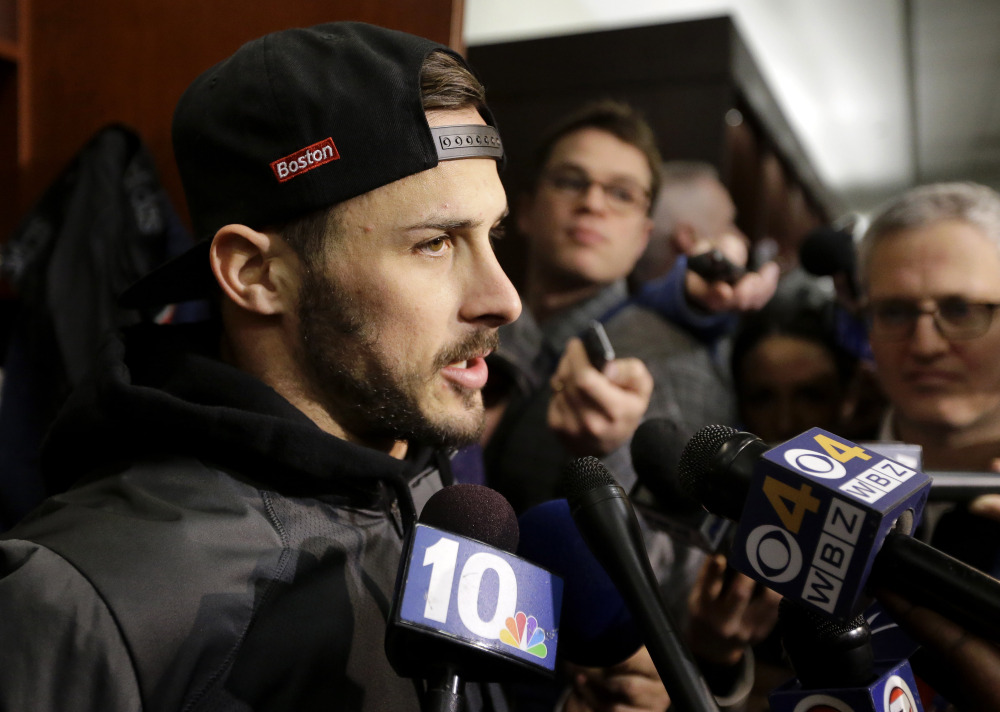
[768,599,924,712]
[560,456,720,712]
[678,425,1000,641]
[798,226,858,299]
[629,418,734,552]
[385,484,562,711]
[517,498,643,667]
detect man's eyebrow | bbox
[547,160,586,173]
[404,209,509,233]
[405,218,477,232]
[547,160,646,185]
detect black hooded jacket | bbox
[0,321,448,711]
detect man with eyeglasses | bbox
[860,181,1000,582]
[481,100,779,710]
[482,100,660,507]
[861,181,1000,471]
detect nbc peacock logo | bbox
[499,611,548,659]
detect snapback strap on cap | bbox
[430,125,503,161]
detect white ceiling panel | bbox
[465,0,1000,216]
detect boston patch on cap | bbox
[271,138,341,183]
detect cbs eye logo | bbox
[745,525,802,583]
[784,448,847,479]
[792,695,852,712]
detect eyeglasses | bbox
[542,169,650,214]
[866,297,1000,341]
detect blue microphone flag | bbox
[393,522,562,674]
[731,427,931,620]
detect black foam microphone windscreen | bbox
[799,226,855,279]
[419,483,519,552]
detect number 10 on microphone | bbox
[393,523,563,674]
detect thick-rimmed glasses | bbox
[542,169,650,214]
[866,297,1000,341]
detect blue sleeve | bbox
[631,256,738,344]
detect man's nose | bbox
[909,312,950,355]
[462,246,522,328]
[578,182,610,213]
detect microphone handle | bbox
[870,531,1000,642]
[572,486,720,712]
[425,667,463,712]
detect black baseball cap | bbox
[119,21,503,308]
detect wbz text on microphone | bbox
[732,427,931,620]
[391,522,563,676]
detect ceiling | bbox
[464,0,1000,218]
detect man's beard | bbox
[296,266,497,449]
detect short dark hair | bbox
[526,100,663,212]
[731,298,857,390]
[280,49,489,268]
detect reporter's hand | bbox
[685,260,780,313]
[548,338,653,458]
[686,554,782,666]
[684,233,779,313]
[977,459,1000,518]
[564,646,671,712]
[970,493,1000,520]
[878,589,1000,711]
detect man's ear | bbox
[210,224,299,315]
[639,216,653,253]
[671,222,697,254]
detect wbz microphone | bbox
[385,485,562,711]
[678,426,1000,640]
[629,418,734,553]
[768,599,924,712]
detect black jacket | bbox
[0,321,444,711]
[0,124,197,529]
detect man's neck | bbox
[895,416,1000,471]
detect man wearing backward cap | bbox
[0,22,669,712]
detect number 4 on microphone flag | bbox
[732,427,931,621]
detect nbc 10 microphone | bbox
[384,484,562,711]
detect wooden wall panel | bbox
[16,0,461,233]
[724,113,763,244]
[0,63,15,234]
